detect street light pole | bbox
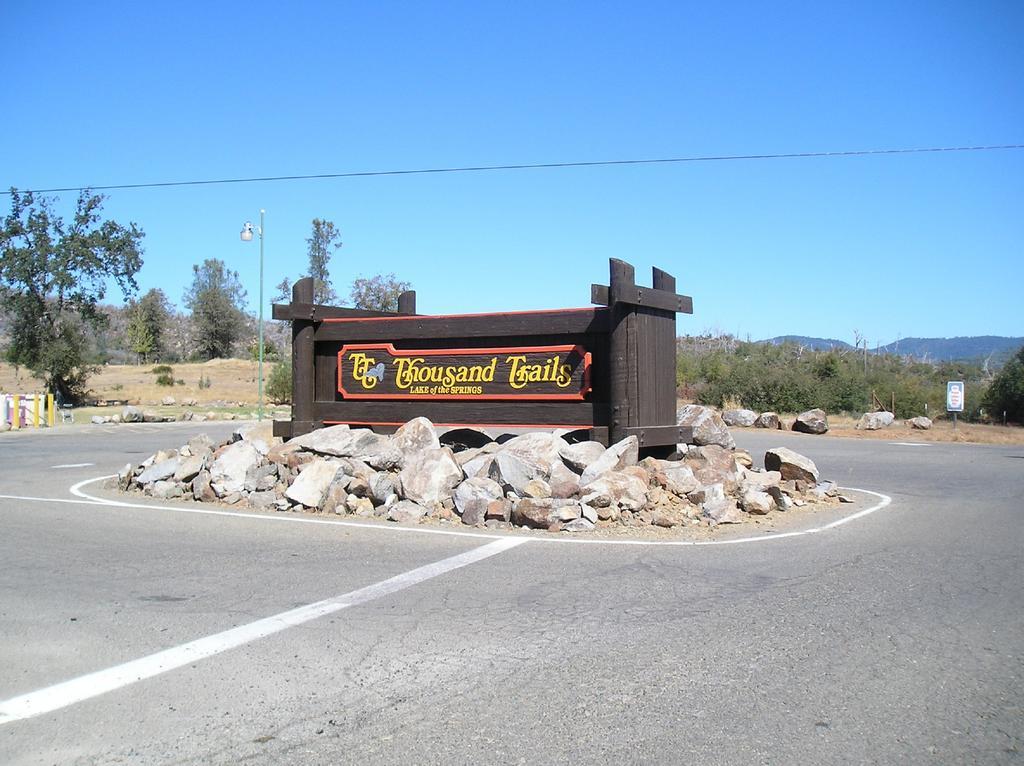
[241,210,266,421]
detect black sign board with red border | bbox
[337,343,591,401]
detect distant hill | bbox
[764,335,854,351]
[764,335,1023,364]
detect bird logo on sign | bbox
[350,353,386,389]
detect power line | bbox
[4,144,1022,195]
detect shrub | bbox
[983,346,1024,423]
[155,373,175,386]
[266,361,292,404]
[151,364,173,375]
[197,375,211,390]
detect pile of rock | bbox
[685,404,830,437]
[117,417,842,533]
[90,405,247,425]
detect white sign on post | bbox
[946,381,965,413]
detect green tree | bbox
[125,288,171,362]
[183,259,248,360]
[306,219,342,304]
[349,273,411,312]
[125,308,155,363]
[983,346,1024,423]
[0,189,144,402]
[266,360,292,404]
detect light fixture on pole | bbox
[240,209,265,421]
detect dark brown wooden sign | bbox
[273,258,694,456]
[337,343,591,400]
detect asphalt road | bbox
[1,422,1021,764]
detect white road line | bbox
[0,536,528,725]
[889,442,932,447]
[56,475,893,547]
[50,462,95,469]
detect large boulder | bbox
[579,470,648,511]
[499,433,565,473]
[793,408,829,434]
[290,425,402,469]
[676,404,735,449]
[764,447,819,483]
[399,447,463,507]
[210,441,263,495]
[558,440,607,474]
[121,406,144,423]
[907,416,932,430]
[285,459,342,508]
[453,477,504,518]
[722,409,757,427]
[753,412,781,429]
[136,457,181,486]
[579,436,639,486]
[856,411,895,430]
[391,417,440,455]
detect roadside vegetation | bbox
[677,335,1022,423]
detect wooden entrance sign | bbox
[273,258,693,455]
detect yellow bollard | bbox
[47,393,55,427]
[12,395,20,429]
[33,394,40,427]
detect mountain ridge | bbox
[763,335,1023,363]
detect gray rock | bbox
[136,457,181,486]
[650,507,687,528]
[741,490,774,515]
[210,441,263,495]
[399,447,463,507]
[461,503,488,526]
[548,460,581,499]
[907,415,932,430]
[291,425,402,469]
[151,480,183,499]
[563,517,596,532]
[794,408,829,434]
[676,404,735,449]
[142,411,162,423]
[753,411,781,429]
[581,470,648,511]
[523,478,552,499]
[856,411,895,430]
[687,483,726,506]
[579,436,639,486]
[173,453,207,484]
[285,459,343,508]
[580,504,598,523]
[494,451,548,495]
[192,471,217,503]
[121,406,143,423]
[499,432,565,474]
[661,463,700,496]
[461,453,496,480]
[369,472,398,505]
[90,415,108,425]
[387,500,429,523]
[558,440,608,474]
[453,477,504,517]
[764,447,820,483]
[703,498,744,525]
[248,491,279,510]
[722,408,757,427]
[740,468,782,492]
[391,417,440,456]
[244,463,279,493]
[161,396,176,406]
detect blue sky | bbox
[2,1,1021,346]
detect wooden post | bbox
[608,258,635,445]
[12,395,20,429]
[398,290,417,315]
[291,277,316,435]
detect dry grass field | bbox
[0,360,291,422]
